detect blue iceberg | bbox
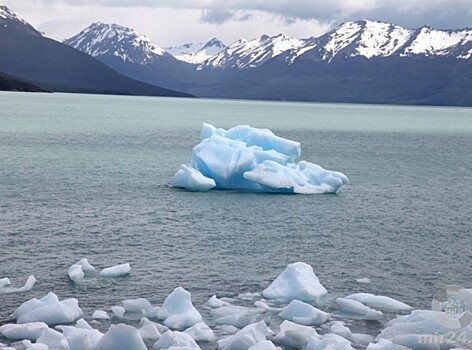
[172,123,348,194]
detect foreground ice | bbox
[13,292,83,326]
[172,123,348,194]
[94,324,147,350]
[161,287,202,330]
[217,320,268,350]
[336,297,383,321]
[262,262,327,303]
[279,299,330,326]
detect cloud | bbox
[200,9,234,24]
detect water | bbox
[1,92,471,346]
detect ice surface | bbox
[273,320,317,349]
[99,263,131,277]
[74,258,95,273]
[279,299,330,326]
[161,287,202,330]
[356,278,372,284]
[305,333,355,350]
[139,318,162,341]
[217,320,268,350]
[211,305,262,328]
[152,330,200,349]
[336,297,383,321]
[0,322,48,341]
[366,339,411,350]
[56,320,104,349]
[183,321,216,342]
[94,324,147,350]
[262,262,328,303]
[122,298,153,313]
[36,328,70,350]
[13,292,83,326]
[329,321,352,340]
[345,293,413,312]
[248,340,278,350]
[172,123,348,194]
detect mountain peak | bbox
[0,4,41,36]
[64,22,167,64]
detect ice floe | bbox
[2,261,467,350]
[172,123,348,194]
[99,263,131,277]
[345,293,413,312]
[13,292,83,326]
[0,275,36,294]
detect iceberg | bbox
[336,297,383,321]
[217,320,268,350]
[94,324,147,350]
[273,320,317,349]
[278,299,330,326]
[172,123,348,194]
[345,293,413,312]
[0,275,36,294]
[262,262,327,303]
[161,287,202,330]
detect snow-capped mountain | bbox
[284,20,472,64]
[200,34,304,70]
[64,22,174,65]
[0,4,40,36]
[165,38,226,64]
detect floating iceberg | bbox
[345,293,413,312]
[217,320,268,350]
[99,263,131,277]
[172,123,348,194]
[94,324,147,350]
[161,287,202,330]
[262,262,327,303]
[0,275,36,294]
[336,297,383,321]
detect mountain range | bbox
[0,5,191,97]
[1,4,471,106]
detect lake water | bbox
[0,92,471,348]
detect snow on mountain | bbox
[200,34,304,70]
[285,20,472,64]
[64,22,170,65]
[0,4,40,35]
[165,38,226,64]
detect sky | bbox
[3,0,472,47]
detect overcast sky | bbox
[3,0,472,46]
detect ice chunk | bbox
[0,275,36,294]
[36,328,70,350]
[356,278,372,284]
[68,264,84,282]
[377,309,472,346]
[172,123,348,194]
[217,320,268,350]
[99,263,131,277]
[172,164,216,191]
[13,292,83,326]
[122,298,153,313]
[248,340,278,350]
[152,330,200,349]
[92,310,110,320]
[184,321,216,342]
[162,287,202,330]
[57,323,103,350]
[305,333,355,350]
[139,318,162,341]
[0,277,11,288]
[345,293,413,312]
[74,258,95,274]
[262,262,327,303]
[211,305,262,328]
[329,321,352,340]
[336,297,383,321]
[0,322,49,341]
[279,299,330,326]
[94,324,147,350]
[206,295,230,308]
[110,305,126,318]
[367,339,411,350]
[273,320,317,349]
